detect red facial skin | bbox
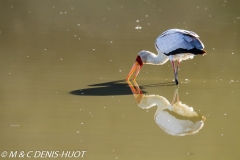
[136,55,143,68]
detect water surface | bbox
[0,0,240,159]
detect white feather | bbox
[155,29,204,54]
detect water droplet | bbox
[10,124,19,127]
[135,25,142,29]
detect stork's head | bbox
[126,51,147,81]
[135,55,143,67]
[137,50,151,64]
[131,50,155,68]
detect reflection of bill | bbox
[127,80,206,136]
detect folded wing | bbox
[155,29,205,55]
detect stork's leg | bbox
[175,61,180,81]
[171,88,179,105]
[171,60,179,85]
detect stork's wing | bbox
[155,29,205,55]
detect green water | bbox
[0,0,240,159]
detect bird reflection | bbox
[127,80,206,136]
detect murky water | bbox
[1,0,240,159]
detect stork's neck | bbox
[138,95,171,110]
[138,50,169,65]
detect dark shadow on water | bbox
[143,82,176,87]
[69,80,175,96]
[70,80,138,96]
